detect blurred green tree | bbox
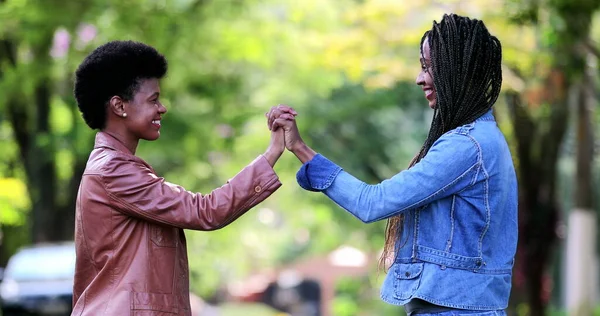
[0,1,597,315]
[502,1,599,314]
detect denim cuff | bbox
[296,154,343,192]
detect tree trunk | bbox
[2,34,78,243]
[29,80,58,242]
[566,52,597,315]
[507,68,569,315]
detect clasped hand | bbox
[265,104,303,152]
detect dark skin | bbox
[104,78,286,166]
[266,104,315,164]
[417,39,436,109]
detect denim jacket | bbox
[296,110,518,310]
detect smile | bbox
[424,89,434,99]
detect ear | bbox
[108,96,127,118]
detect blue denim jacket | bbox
[296,110,518,310]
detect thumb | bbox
[272,118,292,131]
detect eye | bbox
[421,61,431,73]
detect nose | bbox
[158,102,167,114]
[416,71,425,86]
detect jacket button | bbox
[254,186,262,193]
[405,272,410,277]
[476,259,482,266]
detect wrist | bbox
[263,147,281,167]
[291,142,316,164]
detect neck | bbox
[101,124,138,155]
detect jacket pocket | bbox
[150,225,178,248]
[131,292,178,315]
[393,263,424,300]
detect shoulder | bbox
[419,131,482,175]
[440,118,504,151]
[86,147,150,177]
[466,118,506,153]
[432,127,481,158]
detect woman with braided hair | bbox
[268,14,516,315]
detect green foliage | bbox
[0,178,28,225]
[0,0,597,315]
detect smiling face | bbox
[416,38,436,109]
[122,78,166,141]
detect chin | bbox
[428,102,436,109]
[143,132,161,141]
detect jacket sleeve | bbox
[298,132,482,223]
[101,154,281,230]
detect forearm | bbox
[291,142,317,164]
[109,155,281,230]
[323,172,403,223]
[264,128,285,167]
[190,156,282,230]
[295,155,437,223]
[295,133,484,223]
[263,148,282,167]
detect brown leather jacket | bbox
[73,132,281,315]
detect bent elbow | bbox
[355,203,400,224]
[354,207,378,224]
[188,212,232,231]
[361,216,378,224]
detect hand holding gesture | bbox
[266,104,316,163]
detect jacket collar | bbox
[94,132,135,155]
[475,109,495,122]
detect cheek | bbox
[127,107,152,127]
[130,104,152,118]
[426,73,434,87]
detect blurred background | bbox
[0,0,598,315]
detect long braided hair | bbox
[380,14,503,269]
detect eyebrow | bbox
[148,92,160,99]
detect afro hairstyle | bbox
[74,40,168,129]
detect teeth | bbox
[152,120,161,125]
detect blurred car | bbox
[0,242,74,316]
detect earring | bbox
[122,113,127,118]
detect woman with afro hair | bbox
[72,40,286,315]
